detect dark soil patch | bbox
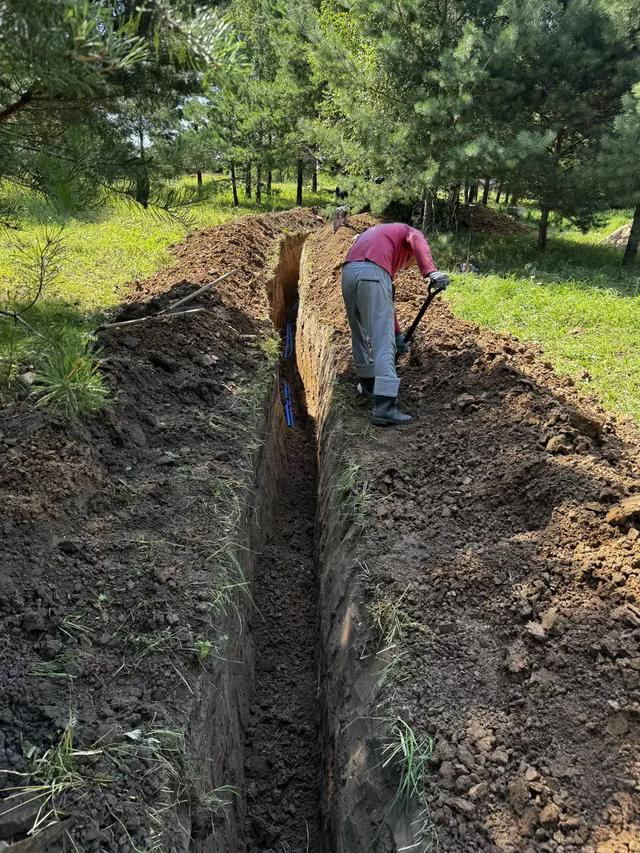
[304,218,640,852]
[244,384,321,852]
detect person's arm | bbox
[406,228,437,276]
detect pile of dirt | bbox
[604,222,632,248]
[304,218,640,852]
[0,208,322,851]
[457,203,528,235]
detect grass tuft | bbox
[32,330,108,417]
[383,718,433,810]
[334,459,371,531]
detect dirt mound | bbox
[0,208,322,851]
[605,222,632,248]
[457,203,528,235]
[302,222,640,852]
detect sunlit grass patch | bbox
[436,209,640,421]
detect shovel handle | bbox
[403,286,445,343]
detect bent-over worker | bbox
[341,222,449,426]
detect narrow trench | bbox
[243,238,322,853]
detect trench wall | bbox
[297,240,414,853]
[182,231,308,853]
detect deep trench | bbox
[242,235,322,853]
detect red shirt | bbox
[346,223,437,279]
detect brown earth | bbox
[0,208,323,852]
[605,222,632,248]
[2,205,640,853]
[302,216,640,853]
[456,204,528,236]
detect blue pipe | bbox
[283,381,295,427]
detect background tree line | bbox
[1,0,639,261]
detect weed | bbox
[197,784,239,815]
[195,638,212,660]
[32,330,108,417]
[259,332,282,363]
[30,653,75,681]
[0,721,111,836]
[369,585,433,651]
[59,612,91,640]
[370,587,413,647]
[382,718,433,810]
[334,459,371,531]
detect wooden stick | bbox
[99,308,205,331]
[160,269,238,315]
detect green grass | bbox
[435,208,640,421]
[0,178,329,313]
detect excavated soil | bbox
[456,204,528,235]
[303,216,640,853]
[3,205,640,853]
[0,208,323,852]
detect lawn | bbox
[440,209,640,420]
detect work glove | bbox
[395,332,410,355]
[428,270,450,290]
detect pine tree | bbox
[483,0,638,250]
[0,0,238,221]
[597,84,640,264]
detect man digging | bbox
[340,221,449,426]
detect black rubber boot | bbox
[372,395,412,426]
[357,377,375,400]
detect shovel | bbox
[403,284,446,344]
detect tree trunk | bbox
[538,205,550,251]
[256,165,262,205]
[495,183,503,204]
[245,164,252,198]
[311,159,318,193]
[135,126,149,209]
[267,170,272,196]
[511,194,520,206]
[230,161,239,207]
[197,170,203,187]
[481,178,491,206]
[447,184,461,228]
[422,187,434,232]
[623,203,640,266]
[469,183,479,204]
[463,180,470,205]
[296,159,304,206]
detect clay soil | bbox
[307,216,640,852]
[0,208,322,851]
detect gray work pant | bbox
[341,260,400,398]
